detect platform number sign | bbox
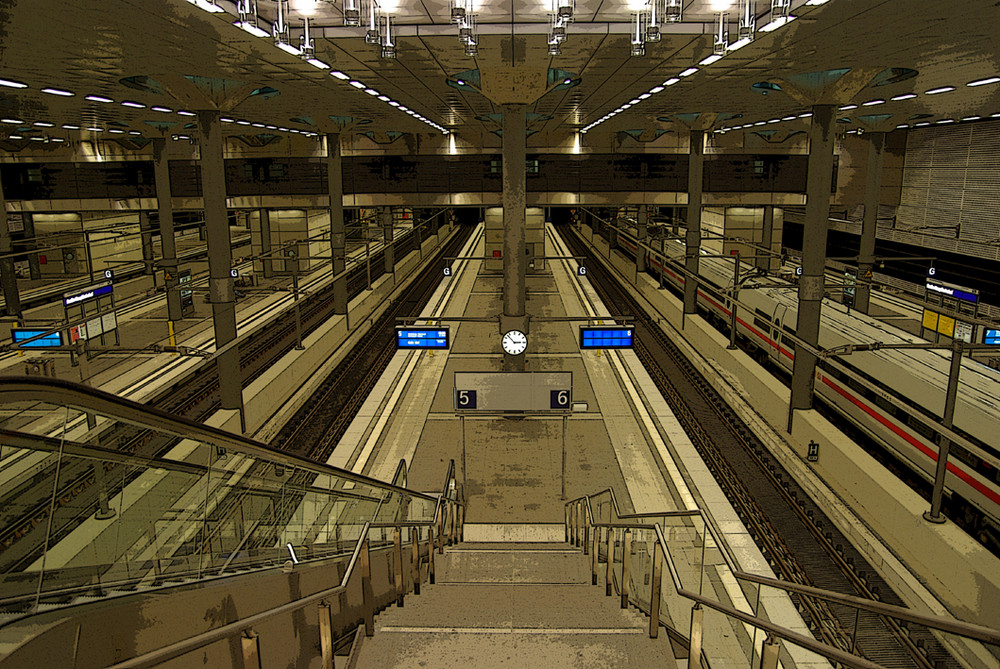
[928,266,936,277]
[443,265,452,277]
[104,269,114,281]
[456,389,477,409]
[550,390,570,409]
[795,267,803,277]
[577,265,587,276]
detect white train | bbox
[613,231,1000,548]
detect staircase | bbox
[351,540,678,668]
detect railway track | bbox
[0,226,447,582]
[562,225,959,669]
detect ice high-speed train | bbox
[611,228,1000,548]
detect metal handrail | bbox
[0,376,438,503]
[567,491,1000,648]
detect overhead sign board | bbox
[62,281,113,307]
[985,329,1000,346]
[926,279,979,304]
[579,326,635,349]
[454,371,572,412]
[396,326,450,349]
[12,329,65,348]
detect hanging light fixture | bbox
[451,0,466,23]
[664,0,681,22]
[771,0,791,18]
[556,0,574,23]
[235,0,269,37]
[548,34,562,55]
[713,11,728,55]
[365,0,381,45]
[645,0,661,43]
[344,0,361,26]
[737,0,755,40]
[273,0,303,55]
[630,12,645,56]
[381,14,396,58]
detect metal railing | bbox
[0,376,464,668]
[565,489,1000,669]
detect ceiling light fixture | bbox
[85,95,113,103]
[381,14,396,58]
[679,67,698,77]
[890,93,916,101]
[236,0,270,37]
[961,116,981,121]
[649,86,664,94]
[331,70,351,80]
[41,87,74,96]
[273,0,303,56]
[924,86,955,95]
[1,118,23,124]
[33,121,55,127]
[349,80,366,89]
[365,0,381,45]
[664,77,680,86]
[177,110,196,116]
[630,12,644,56]
[862,99,884,106]
[839,104,857,110]
[151,106,173,113]
[188,0,225,13]
[121,100,145,108]
[61,124,80,129]
[0,77,27,89]
[713,10,728,55]
[967,76,1000,87]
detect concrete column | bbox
[790,105,836,418]
[0,178,21,320]
[153,138,182,322]
[684,130,705,314]
[197,109,243,420]
[758,205,775,272]
[257,209,274,278]
[382,206,394,276]
[21,213,40,280]
[636,204,648,273]
[855,131,885,314]
[138,210,155,280]
[326,132,347,315]
[501,103,527,372]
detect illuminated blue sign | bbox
[12,329,65,348]
[396,326,450,349]
[63,282,114,307]
[580,326,634,349]
[926,279,978,304]
[985,329,1000,346]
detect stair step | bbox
[437,546,589,585]
[462,524,565,543]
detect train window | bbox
[753,308,771,332]
[781,334,795,348]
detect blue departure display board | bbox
[985,329,1000,345]
[12,329,65,348]
[579,326,634,349]
[396,326,450,349]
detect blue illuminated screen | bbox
[580,327,634,349]
[12,329,64,348]
[396,327,449,349]
[985,329,1000,345]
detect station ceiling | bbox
[0,0,998,146]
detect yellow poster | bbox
[922,309,939,330]
[938,314,955,337]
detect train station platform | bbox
[325,222,825,667]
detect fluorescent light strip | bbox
[86,95,113,103]
[276,41,302,56]
[151,106,173,113]
[365,88,379,96]
[924,86,955,95]
[862,99,884,106]
[0,78,27,89]
[699,54,722,66]
[961,116,981,121]
[331,71,350,80]
[759,15,795,32]
[649,86,664,94]
[41,87,73,96]
[890,93,916,101]
[664,77,680,86]
[121,101,145,108]
[1,118,23,124]
[177,110,196,116]
[188,0,225,12]
[307,58,330,69]
[349,80,366,89]
[679,67,698,77]
[236,20,270,38]
[61,124,80,129]
[33,121,55,127]
[967,76,1000,87]
[839,104,857,110]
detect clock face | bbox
[502,330,527,355]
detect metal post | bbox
[382,206,394,278]
[365,229,371,290]
[393,526,404,607]
[684,130,705,315]
[411,527,421,595]
[561,414,567,501]
[0,174,22,319]
[729,252,740,350]
[689,604,704,668]
[360,539,374,635]
[583,502,589,556]
[153,139,182,322]
[259,209,274,279]
[649,541,662,639]
[84,231,95,282]
[924,339,964,522]
[758,206,775,273]
[138,210,155,281]
[592,526,599,585]
[621,529,631,608]
[606,527,614,597]
[636,204,647,275]
[197,109,244,422]
[318,602,334,669]
[502,103,527,373]
[789,104,836,429]
[856,131,886,314]
[292,263,303,350]
[326,132,347,315]
[565,505,571,543]
[760,634,779,669]
[21,213,39,280]
[428,523,436,584]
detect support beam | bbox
[258,209,274,279]
[501,103,527,372]
[138,210,155,281]
[0,175,22,319]
[684,130,705,314]
[382,206,394,276]
[789,105,836,423]
[153,138,182,323]
[759,206,775,273]
[326,132,347,315]
[22,213,40,280]
[636,204,647,274]
[197,109,243,423]
[855,131,886,314]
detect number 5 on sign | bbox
[455,389,477,409]
[551,389,570,409]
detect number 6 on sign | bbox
[550,390,570,409]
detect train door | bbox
[769,304,788,361]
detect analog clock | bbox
[501,330,527,355]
